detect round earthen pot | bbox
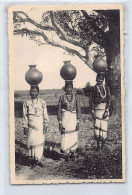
[93,57,108,73]
[25,65,43,85]
[60,61,77,80]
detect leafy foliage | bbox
[83,82,92,95]
[13,9,121,92]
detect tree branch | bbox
[49,11,66,39]
[41,32,87,64]
[13,28,43,37]
[49,11,85,50]
[13,27,93,70]
[14,11,55,31]
[14,11,85,50]
[81,10,107,47]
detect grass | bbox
[14,89,122,181]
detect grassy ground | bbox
[15,89,122,181]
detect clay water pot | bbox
[25,65,43,85]
[93,57,108,73]
[60,61,77,80]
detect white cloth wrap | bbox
[61,109,78,153]
[27,115,44,148]
[94,103,109,140]
[23,98,49,160]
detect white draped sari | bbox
[23,98,49,160]
[94,103,109,140]
[61,109,78,153]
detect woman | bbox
[91,72,110,151]
[57,81,81,159]
[23,86,49,168]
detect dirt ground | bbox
[15,112,122,181]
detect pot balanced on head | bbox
[58,61,81,160]
[23,65,49,168]
[25,65,43,86]
[93,57,108,73]
[91,58,111,152]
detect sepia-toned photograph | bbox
[8,4,125,184]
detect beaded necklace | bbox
[65,94,74,104]
[96,84,106,99]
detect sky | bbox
[13,35,96,90]
[13,8,97,90]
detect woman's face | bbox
[96,76,104,85]
[30,88,39,99]
[65,85,73,95]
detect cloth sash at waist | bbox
[27,115,44,148]
[28,115,43,130]
[61,109,77,131]
[61,109,78,153]
[94,103,109,121]
[95,103,106,110]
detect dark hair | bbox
[96,72,105,80]
[65,81,73,89]
[30,85,39,93]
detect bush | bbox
[83,82,92,96]
[76,88,84,94]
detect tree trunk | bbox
[104,13,120,95]
[105,48,121,92]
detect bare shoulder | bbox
[59,94,64,101]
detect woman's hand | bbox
[103,110,109,119]
[59,122,62,132]
[43,125,49,134]
[24,127,28,136]
[76,123,79,131]
[91,110,96,120]
[76,119,80,131]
